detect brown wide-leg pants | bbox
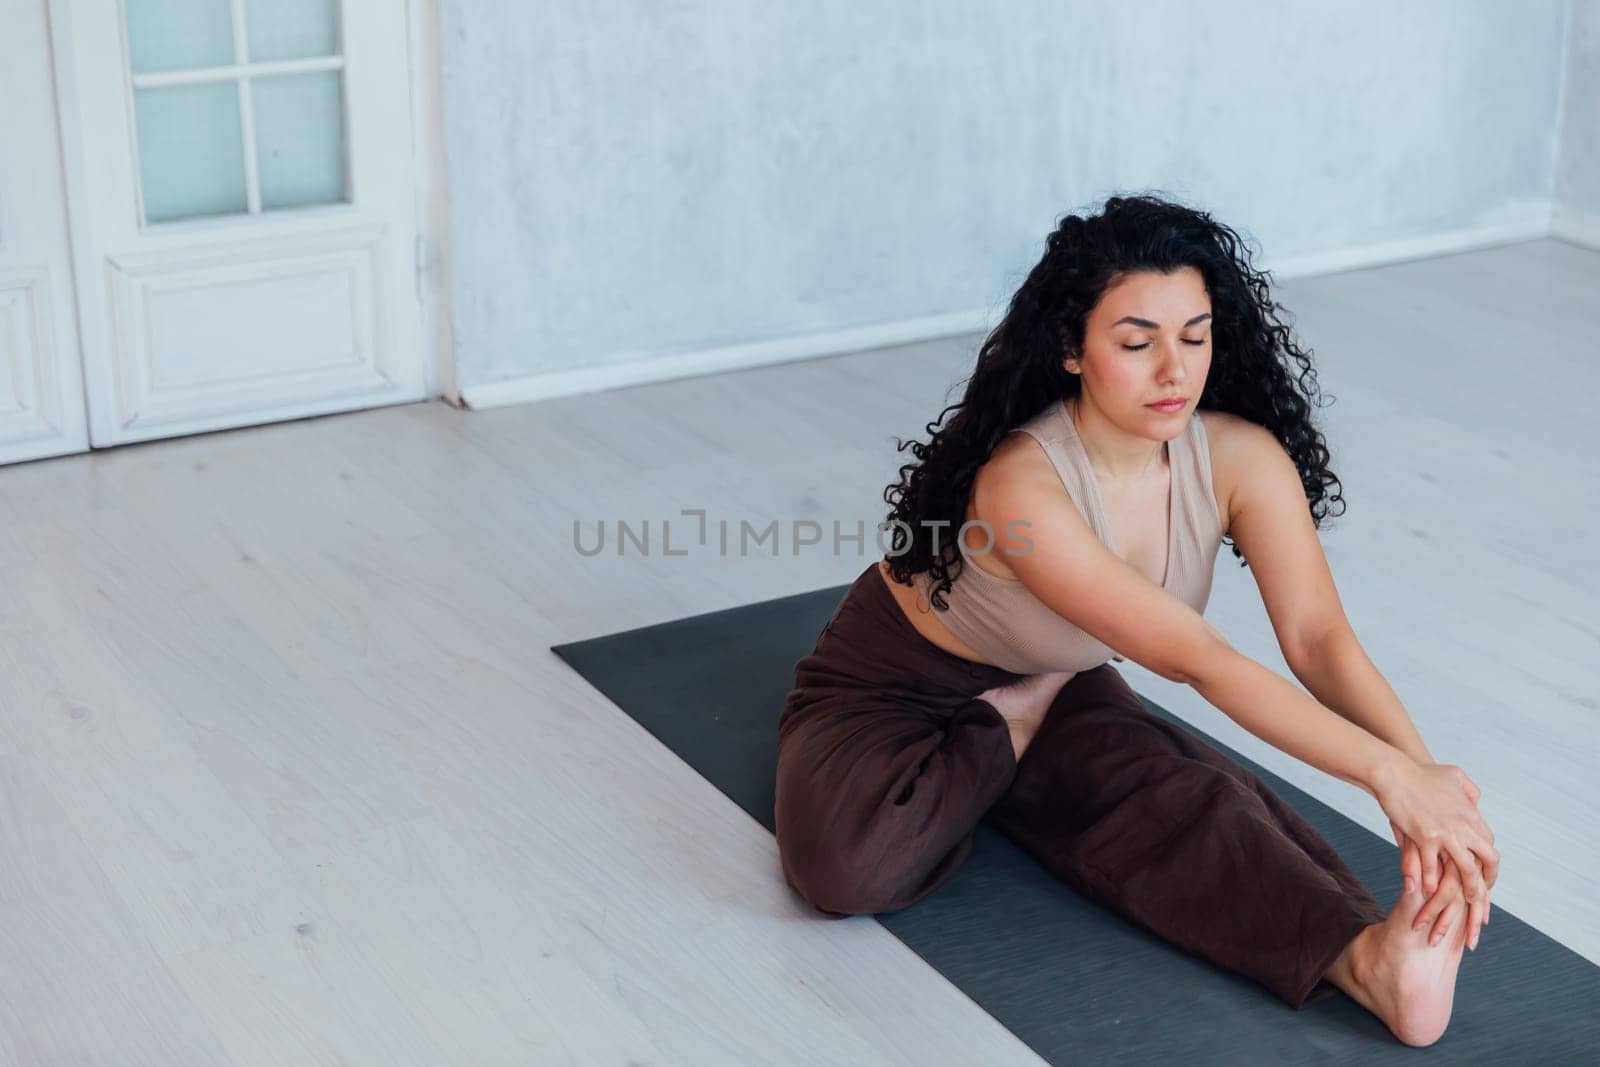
[775,562,1387,1010]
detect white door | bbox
[49,0,429,447]
[0,1,91,465]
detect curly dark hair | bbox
[884,191,1343,609]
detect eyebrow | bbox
[1112,313,1212,329]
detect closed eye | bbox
[1122,339,1208,351]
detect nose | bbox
[1159,342,1188,381]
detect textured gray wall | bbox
[438,0,1573,389]
[1556,0,1599,222]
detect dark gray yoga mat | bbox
[551,582,1599,1064]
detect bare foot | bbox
[1329,879,1468,1046]
[976,671,1075,761]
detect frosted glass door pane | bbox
[125,0,234,74]
[245,0,340,62]
[134,82,249,222]
[253,73,348,210]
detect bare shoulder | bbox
[976,428,1060,495]
[987,426,1050,465]
[961,429,1065,577]
[1196,409,1286,531]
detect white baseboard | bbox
[458,213,1557,411]
[1265,214,1552,280]
[459,308,993,409]
[1551,208,1600,252]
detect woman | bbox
[774,194,1498,1048]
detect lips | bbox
[1148,397,1187,408]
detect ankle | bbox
[1326,924,1374,996]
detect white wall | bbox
[436,0,1576,401]
[1555,0,1600,236]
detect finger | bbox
[1429,868,1467,947]
[1414,857,1455,931]
[1431,903,1457,946]
[1401,839,1422,895]
[1423,864,1461,932]
[1415,881,1453,934]
[1461,776,1481,803]
[1448,840,1488,905]
[1452,866,1481,950]
[1476,839,1501,891]
[1429,898,1459,948]
[1420,843,1441,896]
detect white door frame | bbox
[402,0,459,407]
[0,0,90,465]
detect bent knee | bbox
[777,832,909,917]
[795,881,899,918]
[781,853,905,916]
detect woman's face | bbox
[1069,266,1213,437]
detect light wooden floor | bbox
[0,237,1594,1064]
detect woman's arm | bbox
[1205,413,1494,946]
[1182,643,1409,799]
[1286,626,1434,766]
[1202,411,1436,765]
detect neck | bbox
[1066,395,1167,482]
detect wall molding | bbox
[1262,213,1553,279]
[460,212,1556,411]
[461,307,994,410]
[1551,208,1600,252]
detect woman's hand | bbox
[1376,761,1498,948]
[1390,819,1490,950]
